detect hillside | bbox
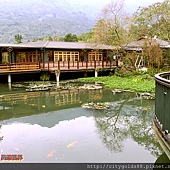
[0,0,111,43]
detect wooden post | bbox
[77,61,79,69]
[36,49,38,62]
[68,60,70,69]
[94,60,96,69]
[58,61,60,70]
[86,61,88,68]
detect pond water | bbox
[0,82,163,163]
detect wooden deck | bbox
[0,60,118,74]
[0,62,40,74]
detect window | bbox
[54,51,79,61]
[17,52,40,62]
[87,52,103,61]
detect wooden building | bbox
[123,36,170,69]
[0,41,118,82]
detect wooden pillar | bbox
[44,50,48,62]
[36,49,38,62]
[84,50,87,61]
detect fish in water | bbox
[67,141,77,148]
[47,150,56,158]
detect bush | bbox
[40,73,50,81]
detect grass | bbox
[78,74,155,93]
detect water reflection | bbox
[0,85,163,162]
[93,93,162,158]
[0,89,118,121]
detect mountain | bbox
[0,0,111,43]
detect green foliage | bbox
[130,0,170,41]
[14,34,23,44]
[55,69,60,73]
[78,31,93,42]
[40,73,50,81]
[79,74,155,93]
[78,68,167,93]
[63,33,78,42]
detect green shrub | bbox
[40,73,50,81]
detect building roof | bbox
[0,41,116,50]
[124,36,170,51]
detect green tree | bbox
[63,33,78,42]
[78,31,93,42]
[43,36,53,41]
[14,34,23,44]
[130,0,170,41]
[53,35,63,42]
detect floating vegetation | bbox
[78,84,103,90]
[140,93,155,100]
[81,102,111,110]
[26,84,54,91]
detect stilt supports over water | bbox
[8,74,11,83]
[8,74,12,90]
[95,69,98,77]
[55,70,60,86]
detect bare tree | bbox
[92,0,132,46]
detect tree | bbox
[43,36,53,41]
[14,34,23,44]
[63,33,78,42]
[78,31,93,42]
[143,37,163,69]
[130,0,170,41]
[92,0,132,46]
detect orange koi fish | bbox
[47,150,56,158]
[67,141,77,148]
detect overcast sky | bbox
[124,0,165,12]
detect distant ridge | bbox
[0,0,110,43]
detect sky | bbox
[123,0,165,13]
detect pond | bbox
[0,81,163,163]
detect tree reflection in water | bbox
[93,92,162,157]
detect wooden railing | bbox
[0,60,118,73]
[40,60,118,71]
[154,72,170,145]
[0,62,40,72]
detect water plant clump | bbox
[81,102,112,110]
[40,73,50,81]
